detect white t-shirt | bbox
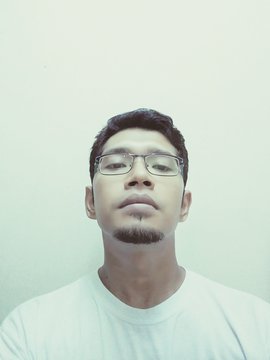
[1,270,270,360]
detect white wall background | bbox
[1,0,269,322]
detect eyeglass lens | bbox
[99,154,179,176]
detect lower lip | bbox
[120,203,156,215]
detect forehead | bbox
[102,128,178,155]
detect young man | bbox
[1,108,270,359]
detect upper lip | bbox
[119,194,158,209]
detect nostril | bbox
[143,181,152,187]
[128,180,152,187]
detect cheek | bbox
[161,186,183,220]
[92,181,119,226]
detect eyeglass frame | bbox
[94,152,184,177]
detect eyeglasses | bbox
[94,153,184,177]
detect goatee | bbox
[113,227,164,245]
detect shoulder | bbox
[186,270,270,305]
[1,272,97,330]
[0,272,100,358]
[186,270,270,322]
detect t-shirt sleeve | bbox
[0,309,32,360]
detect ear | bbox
[85,186,96,219]
[179,190,192,222]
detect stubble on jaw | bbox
[113,226,164,245]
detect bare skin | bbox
[98,234,186,308]
[85,128,192,309]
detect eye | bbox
[105,162,127,170]
[152,164,171,172]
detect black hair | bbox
[89,108,189,186]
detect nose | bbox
[124,157,154,189]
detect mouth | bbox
[119,194,158,210]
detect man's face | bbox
[86,128,191,242]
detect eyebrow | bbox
[102,147,176,156]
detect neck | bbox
[98,234,185,308]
